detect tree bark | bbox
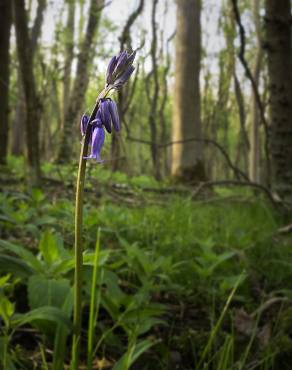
[234,72,249,174]
[171,0,205,182]
[265,0,292,200]
[0,0,12,164]
[57,0,104,162]
[13,0,42,185]
[11,0,46,157]
[148,0,161,179]
[63,0,75,119]
[249,0,262,183]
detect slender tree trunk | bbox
[171,0,205,181]
[234,72,249,174]
[0,0,12,164]
[249,0,262,182]
[63,0,75,120]
[148,0,161,179]
[11,79,25,156]
[57,0,104,163]
[111,0,144,172]
[110,0,143,172]
[265,0,292,200]
[13,0,41,185]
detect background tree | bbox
[63,0,75,119]
[13,0,45,185]
[265,0,292,200]
[111,0,144,172]
[249,0,262,182]
[0,0,12,164]
[171,0,205,181]
[57,0,104,162]
[147,0,160,179]
[11,0,47,157]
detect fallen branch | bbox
[190,179,280,207]
[127,135,249,181]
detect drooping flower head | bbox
[83,51,135,162]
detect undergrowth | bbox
[0,160,291,369]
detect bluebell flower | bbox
[106,50,136,89]
[85,98,121,162]
[80,114,89,136]
[84,125,105,163]
[83,50,135,162]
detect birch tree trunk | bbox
[171,0,205,181]
[265,0,292,200]
[0,0,12,164]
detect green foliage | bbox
[0,168,291,368]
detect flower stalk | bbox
[71,87,109,370]
[71,51,136,370]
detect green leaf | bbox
[0,337,17,370]
[112,339,157,370]
[0,295,15,326]
[0,274,11,287]
[0,239,42,273]
[28,275,71,310]
[53,289,74,370]
[11,306,72,330]
[0,255,33,278]
[49,257,75,276]
[39,231,66,265]
[31,188,45,204]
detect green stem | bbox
[71,88,110,370]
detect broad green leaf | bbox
[0,239,42,273]
[49,257,75,276]
[39,231,65,265]
[28,275,71,310]
[11,306,72,330]
[0,255,33,278]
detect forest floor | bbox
[0,157,292,370]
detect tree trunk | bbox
[234,72,249,174]
[171,0,205,182]
[111,0,144,172]
[0,0,12,164]
[11,78,25,156]
[13,0,41,185]
[148,0,161,179]
[265,0,292,200]
[11,0,46,157]
[57,0,104,163]
[63,0,75,119]
[249,0,262,182]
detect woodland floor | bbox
[0,158,292,370]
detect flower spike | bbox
[82,50,135,162]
